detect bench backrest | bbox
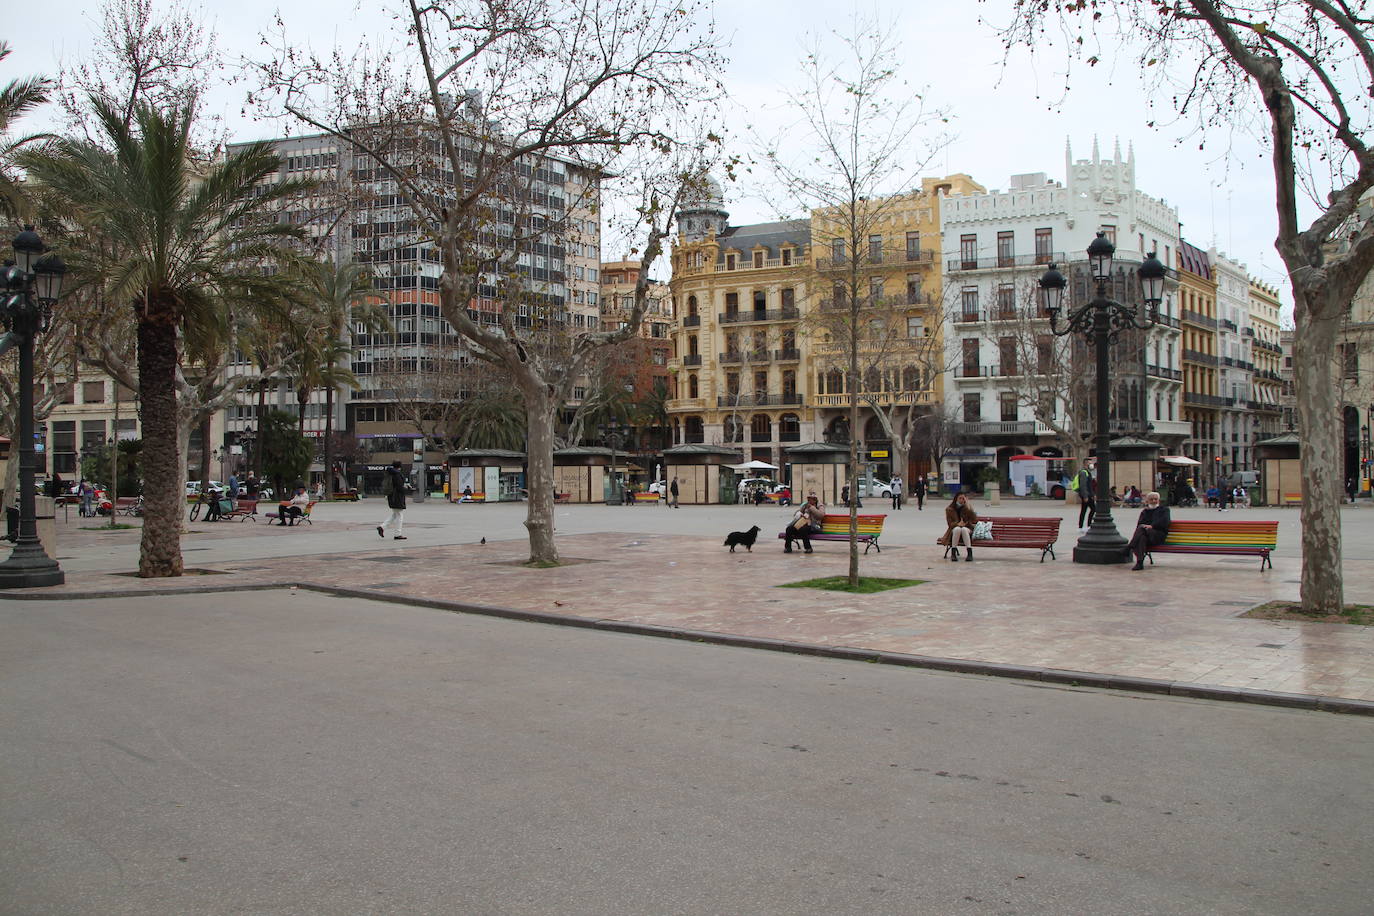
[979,516,1061,541]
[234,499,258,512]
[818,513,887,536]
[1164,520,1278,549]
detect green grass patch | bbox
[779,576,924,594]
[80,523,138,530]
[1245,601,1374,626]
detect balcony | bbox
[1183,348,1218,366]
[1243,326,1254,337]
[1183,392,1228,408]
[954,364,1019,379]
[1181,309,1218,329]
[681,354,702,367]
[718,307,800,325]
[682,314,701,327]
[1145,364,1183,381]
[774,348,801,361]
[716,393,804,408]
[954,421,1038,436]
[947,252,1064,272]
[810,391,934,408]
[717,349,770,365]
[954,310,984,324]
[664,397,706,411]
[1220,318,1238,331]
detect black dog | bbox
[723,525,762,552]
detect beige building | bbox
[1248,279,1285,447]
[1178,240,1222,480]
[665,175,982,479]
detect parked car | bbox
[648,480,667,496]
[185,480,227,496]
[862,478,894,499]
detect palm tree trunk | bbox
[136,316,184,577]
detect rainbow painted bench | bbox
[1145,519,1278,571]
[777,513,887,554]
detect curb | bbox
[11,580,1374,716]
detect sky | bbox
[5,0,1295,313]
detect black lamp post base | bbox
[0,542,65,589]
[1072,521,1130,565]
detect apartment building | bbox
[938,139,1186,484]
[1247,279,1285,447]
[1211,249,1256,473]
[222,127,603,493]
[1177,241,1221,478]
[597,260,673,448]
[665,175,981,479]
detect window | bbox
[782,370,796,396]
[1341,342,1358,380]
[907,317,926,338]
[726,253,737,270]
[832,281,847,307]
[832,238,845,261]
[753,250,764,268]
[1036,335,1054,374]
[960,234,977,269]
[780,288,795,311]
[82,381,105,404]
[753,290,766,312]
[1100,224,1116,245]
[962,392,981,422]
[687,295,698,316]
[782,248,793,266]
[869,235,883,262]
[906,273,923,304]
[997,231,1014,267]
[960,286,979,318]
[996,284,1016,318]
[725,292,738,316]
[688,374,698,398]
[962,338,980,372]
[726,372,739,396]
[999,337,1017,375]
[1035,228,1053,264]
[754,370,768,393]
[869,276,884,302]
[1000,392,1018,422]
[906,231,920,261]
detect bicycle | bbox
[188,488,228,521]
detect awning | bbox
[1161,455,1201,466]
[727,460,779,472]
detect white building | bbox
[1210,248,1257,471]
[938,139,1187,481]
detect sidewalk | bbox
[11,498,1374,711]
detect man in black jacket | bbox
[377,460,408,540]
[1124,490,1170,570]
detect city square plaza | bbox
[12,493,1374,708]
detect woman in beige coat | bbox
[938,492,978,561]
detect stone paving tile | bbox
[22,520,1374,704]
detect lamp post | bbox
[0,227,67,588]
[1039,233,1166,564]
[1361,422,1371,497]
[599,420,626,505]
[239,427,256,478]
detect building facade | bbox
[1177,240,1221,478]
[1211,249,1256,474]
[938,139,1186,483]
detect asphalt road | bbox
[2,590,1371,915]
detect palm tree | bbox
[0,42,52,219]
[21,97,307,577]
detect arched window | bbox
[684,416,705,443]
[864,367,881,392]
[902,365,920,390]
[688,374,699,399]
[827,416,850,444]
[723,416,743,443]
[687,295,698,316]
[826,369,844,394]
[779,413,801,442]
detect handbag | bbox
[971,520,994,541]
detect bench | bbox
[777,513,887,554]
[225,498,258,521]
[332,490,359,502]
[265,501,316,526]
[1144,519,1278,571]
[114,496,143,516]
[554,492,571,504]
[633,491,661,503]
[940,516,1062,562]
[1282,492,1302,507]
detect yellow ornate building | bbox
[665,175,984,478]
[1247,278,1285,445]
[1178,240,1221,477]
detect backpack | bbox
[1070,471,1082,493]
[383,472,395,496]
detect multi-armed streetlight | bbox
[1039,232,1167,564]
[0,227,68,588]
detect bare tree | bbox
[761,15,950,584]
[1002,0,1374,614]
[258,0,722,564]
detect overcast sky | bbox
[7,0,1294,314]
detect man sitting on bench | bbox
[277,485,310,526]
[784,493,825,554]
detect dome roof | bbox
[683,175,726,213]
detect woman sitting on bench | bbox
[277,485,310,526]
[939,492,978,562]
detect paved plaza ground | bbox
[15,493,1374,707]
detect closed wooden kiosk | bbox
[662,444,744,505]
[1256,432,1301,508]
[782,442,850,507]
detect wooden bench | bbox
[225,498,258,521]
[940,516,1062,562]
[332,490,359,502]
[114,496,143,516]
[632,491,661,503]
[777,513,887,554]
[265,501,316,526]
[1144,519,1278,571]
[553,492,571,504]
[1282,492,1302,507]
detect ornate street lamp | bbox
[0,227,67,588]
[599,420,627,505]
[1039,234,1166,564]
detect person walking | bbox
[378,460,408,540]
[228,472,239,505]
[890,475,903,510]
[669,477,679,508]
[1073,461,1096,530]
[1124,490,1171,570]
[912,475,926,510]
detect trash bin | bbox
[983,483,1001,506]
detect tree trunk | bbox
[1293,296,1343,613]
[198,412,213,492]
[136,317,183,577]
[323,386,335,494]
[521,382,559,565]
